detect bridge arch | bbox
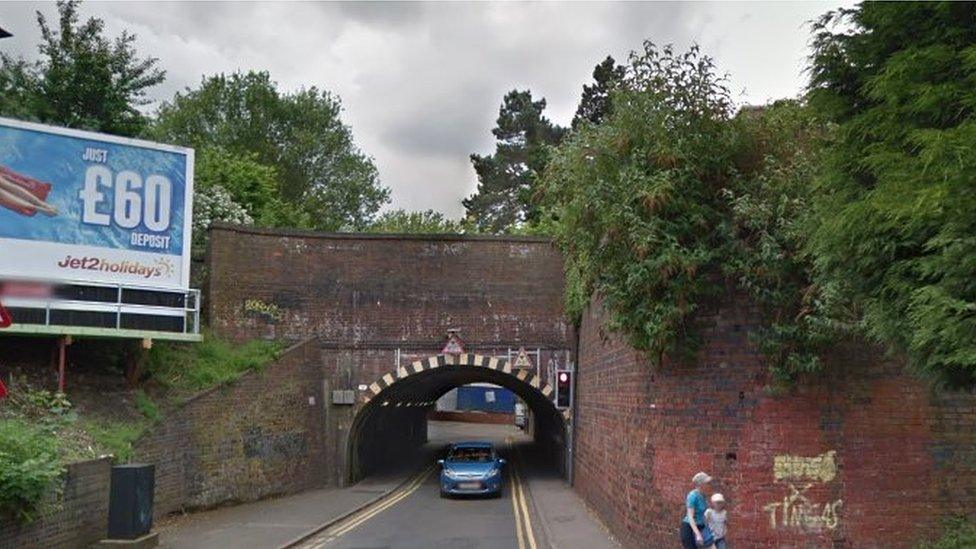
[346,353,568,483]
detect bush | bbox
[807,2,976,388]
[541,44,834,377]
[0,420,64,523]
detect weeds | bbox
[0,419,64,523]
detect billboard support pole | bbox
[57,336,67,393]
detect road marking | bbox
[514,465,538,549]
[510,464,526,549]
[297,465,434,548]
[507,436,538,549]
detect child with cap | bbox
[705,493,728,549]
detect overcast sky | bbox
[0,1,844,218]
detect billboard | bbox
[0,117,194,290]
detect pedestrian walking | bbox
[705,493,728,549]
[679,471,715,548]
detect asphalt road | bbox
[296,423,540,549]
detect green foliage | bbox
[806,2,976,387]
[919,518,976,549]
[543,43,833,377]
[0,0,164,136]
[151,71,388,231]
[464,90,566,233]
[81,419,144,463]
[196,147,280,222]
[0,419,63,523]
[572,56,626,130]
[367,209,465,234]
[133,391,160,423]
[192,184,253,252]
[146,335,281,391]
[542,43,739,357]
[724,102,848,382]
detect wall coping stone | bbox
[209,222,555,244]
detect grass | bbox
[80,419,147,463]
[146,334,281,392]
[134,390,161,422]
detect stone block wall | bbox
[0,457,111,549]
[573,291,976,548]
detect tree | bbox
[0,0,164,136]
[192,185,252,252]
[571,56,626,130]
[366,209,464,234]
[151,71,389,231]
[542,43,832,380]
[463,90,566,233]
[806,2,976,387]
[194,147,290,226]
[542,43,738,356]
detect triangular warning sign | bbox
[512,347,532,369]
[442,331,465,354]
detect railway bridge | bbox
[204,223,574,486]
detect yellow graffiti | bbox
[763,483,842,532]
[244,299,284,320]
[774,450,837,483]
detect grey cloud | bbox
[1,1,838,218]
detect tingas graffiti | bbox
[763,482,843,532]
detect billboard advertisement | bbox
[0,117,194,290]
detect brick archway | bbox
[346,353,567,483]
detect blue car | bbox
[438,441,506,498]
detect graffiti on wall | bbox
[764,451,843,532]
[244,298,284,321]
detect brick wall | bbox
[0,457,111,549]
[134,339,326,517]
[206,224,570,348]
[573,291,976,548]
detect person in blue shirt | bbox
[679,471,714,548]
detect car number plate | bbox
[459,482,481,490]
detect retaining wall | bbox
[133,339,326,518]
[573,291,976,548]
[0,457,112,549]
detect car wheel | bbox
[440,491,449,499]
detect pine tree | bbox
[464,90,566,233]
[572,56,626,130]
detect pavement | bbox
[158,421,618,549]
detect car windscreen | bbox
[447,447,493,462]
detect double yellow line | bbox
[300,465,434,548]
[508,439,538,549]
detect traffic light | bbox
[555,369,572,409]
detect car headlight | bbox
[443,469,460,479]
[487,468,500,477]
